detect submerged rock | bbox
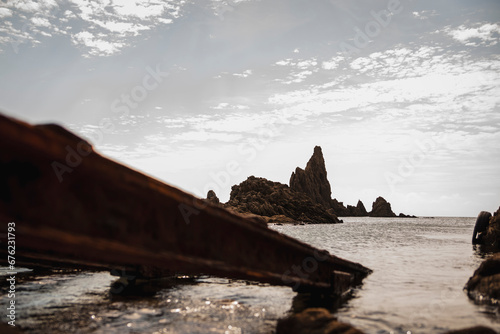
[276,308,364,334]
[290,146,333,209]
[226,176,340,224]
[369,197,396,217]
[465,252,500,306]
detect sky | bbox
[1,0,499,217]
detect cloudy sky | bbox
[1,0,499,217]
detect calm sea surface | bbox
[1,217,499,333]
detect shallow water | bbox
[274,217,500,333]
[1,217,499,333]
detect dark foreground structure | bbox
[0,113,370,296]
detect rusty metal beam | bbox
[0,113,371,293]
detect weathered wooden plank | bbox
[0,113,371,293]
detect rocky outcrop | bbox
[276,308,364,334]
[481,207,500,251]
[369,197,396,217]
[205,190,220,205]
[290,146,333,209]
[331,198,351,216]
[465,253,500,307]
[466,206,500,312]
[347,200,368,217]
[226,176,340,224]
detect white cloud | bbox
[31,17,52,28]
[412,10,437,20]
[267,44,500,137]
[72,31,123,56]
[446,23,500,46]
[322,55,344,70]
[94,20,149,35]
[112,0,171,20]
[0,0,183,55]
[0,7,13,18]
[211,102,249,110]
[173,131,243,142]
[233,69,252,78]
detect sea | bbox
[1,217,499,333]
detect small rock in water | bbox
[276,308,364,334]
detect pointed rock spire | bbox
[289,146,332,209]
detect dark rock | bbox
[290,146,333,209]
[481,207,500,251]
[265,214,298,224]
[465,252,500,306]
[331,198,351,216]
[276,308,365,334]
[355,200,368,216]
[346,200,368,217]
[444,326,497,334]
[398,213,417,218]
[369,196,396,217]
[205,190,220,205]
[226,176,340,224]
[465,253,500,305]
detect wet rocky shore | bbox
[466,207,500,310]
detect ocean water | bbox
[1,217,499,333]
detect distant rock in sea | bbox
[369,196,396,217]
[331,198,351,216]
[220,145,413,222]
[225,176,340,224]
[290,146,333,209]
[347,200,369,217]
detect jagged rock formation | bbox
[290,146,332,209]
[225,176,340,224]
[205,190,220,205]
[347,200,368,217]
[331,198,350,216]
[369,197,396,217]
[289,146,409,217]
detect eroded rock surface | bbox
[226,176,340,224]
[290,146,333,209]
